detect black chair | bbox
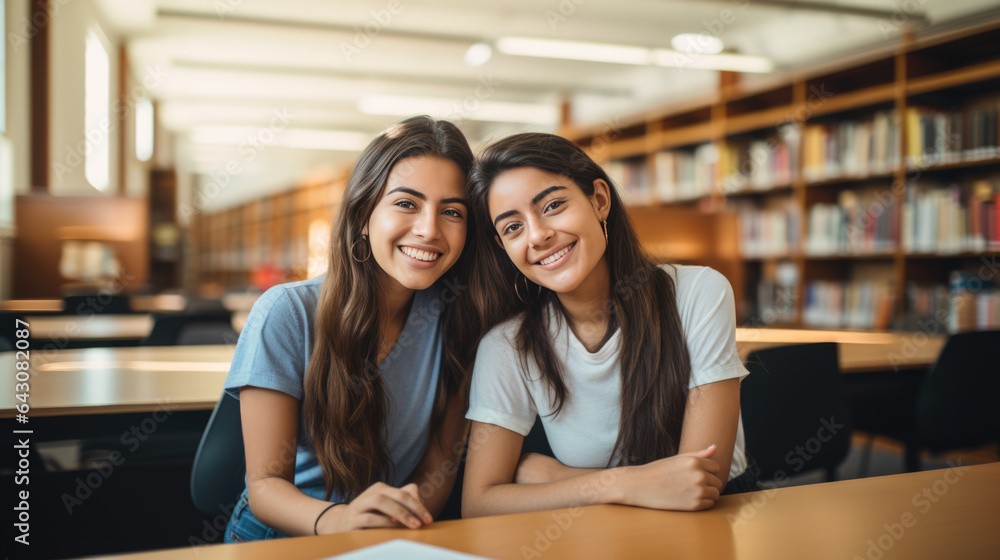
[741,342,853,482]
[142,312,237,346]
[62,294,134,315]
[913,330,1000,460]
[191,392,246,516]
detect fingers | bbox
[705,472,724,491]
[678,444,717,458]
[395,484,434,524]
[354,512,402,530]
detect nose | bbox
[525,216,553,248]
[412,207,441,240]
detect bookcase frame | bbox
[562,20,1000,329]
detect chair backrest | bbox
[740,342,853,480]
[191,392,246,516]
[62,295,134,314]
[915,330,1000,454]
[143,312,235,346]
[522,416,554,458]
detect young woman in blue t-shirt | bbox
[224,116,483,540]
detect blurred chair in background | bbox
[741,342,853,483]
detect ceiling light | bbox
[496,37,650,65]
[653,50,773,73]
[188,126,369,151]
[465,42,493,67]
[358,95,558,125]
[495,35,773,74]
[671,33,725,55]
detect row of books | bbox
[748,260,799,325]
[652,144,718,202]
[804,190,899,256]
[905,101,1000,168]
[604,158,651,205]
[803,280,896,329]
[738,207,801,258]
[802,111,900,182]
[720,130,796,193]
[904,275,1000,332]
[901,180,1000,253]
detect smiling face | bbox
[365,155,468,294]
[488,166,610,296]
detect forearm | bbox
[463,467,629,518]
[404,444,464,517]
[247,476,345,537]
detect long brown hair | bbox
[468,133,691,466]
[305,116,479,500]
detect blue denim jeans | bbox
[224,491,288,543]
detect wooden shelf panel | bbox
[656,123,717,150]
[805,171,898,188]
[724,105,796,136]
[607,136,648,159]
[806,83,896,119]
[907,58,1000,96]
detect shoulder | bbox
[247,276,324,330]
[479,313,524,351]
[659,264,736,328]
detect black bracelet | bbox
[314,502,342,535]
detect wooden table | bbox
[0,345,234,418]
[75,462,999,560]
[25,313,156,341]
[736,328,946,373]
[0,329,946,419]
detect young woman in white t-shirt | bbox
[462,133,756,517]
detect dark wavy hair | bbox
[305,116,480,500]
[468,132,691,466]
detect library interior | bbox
[1,1,999,559]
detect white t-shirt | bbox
[466,264,749,481]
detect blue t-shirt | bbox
[224,275,445,501]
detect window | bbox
[85,29,109,191]
[135,97,154,162]
[1,0,6,134]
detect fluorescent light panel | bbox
[496,36,772,73]
[188,126,369,151]
[358,95,557,125]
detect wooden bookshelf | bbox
[563,20,1000,331]
[191,172,348,291]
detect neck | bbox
[381,277,415,328]
[555,256,612,345]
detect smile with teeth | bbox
[399,246,441,262]
[538,242,575,266]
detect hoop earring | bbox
[602,220,608,244]
[351,234,371,263]
[514,274,538,303]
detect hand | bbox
[620,444,724,511]
[318,482,433,533]
[514,453,562,484]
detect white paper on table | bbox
[323,539,497,560]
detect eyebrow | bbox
[493,185,567,227]
[387,186,467,206]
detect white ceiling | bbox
[98,0,1000,211]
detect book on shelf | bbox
[805,189,898,256]
[802,110,899,182]
[803,279,895,329]
[736,205,800,258]
[721,125,797,193]
[903,274,999,332]
[652,143,717,202]
[605,158,650,205]
[902,179,1000,253]
[750,261,798,325]
[905,100,1000,168]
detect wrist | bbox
[315,503,346,535]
